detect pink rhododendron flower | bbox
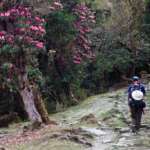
[35,42,44,49]
[79,16,86,20]
[0,36,5,40]
[0,12,10,17]
[6,35,14,44]
[30,25,45,33]
[19,28,26,33]
[30,26,39,31]
[79,29,86,34]
[0,31,6,36]
[24,36,33,43]
[73,60,81,64]
[83,27,92,33]
[38,26,46,33]
[0,13,5,17]
[35,16,43,23]
[25,20,31,25]
[89,15,95,19]
[35,16,45,23]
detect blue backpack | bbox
[128,84,145,99]
[128,84,146,109]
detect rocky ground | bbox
[0,88,150,150]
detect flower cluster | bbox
[73,4,95,64]
[0,5,46,50]
[0,31,14,48]
[0,6,32,18]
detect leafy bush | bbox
[46,10,76,50]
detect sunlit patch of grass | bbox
[99,108,128,128]
[109,117,127,129]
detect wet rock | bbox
[119,127,130,134]
[121,133,132,137]
[80,113,98,124]
[102,139,112,144]
[140,124,150,130]
[114,137,135,147]
[81,127,107,136]
[114,137,128,147]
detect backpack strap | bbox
[131,84,142,91]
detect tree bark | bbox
[32,85,50,124]
[16,52,50,125]
[18,73,42,124]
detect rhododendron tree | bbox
[73,4,95,64]
[0,0,95,124]
[45,2,95,106]
[46,2,95,64]
[0,1,50,125]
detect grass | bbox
[9,139,85,150]
[99,108,127,128]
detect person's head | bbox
[132,76,140,85]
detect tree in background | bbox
[109,0,145,75]
[78,0,149,91]
[45,1,95,109]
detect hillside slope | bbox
[1,89,150,150]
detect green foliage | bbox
[1,63,10,73]
[0,63,17,91]
[145,0,150,4]
[0,45,19,54]
[70,63,87,93]
[95,48,132,75]
[27,67,45,86]
[143,0,150,39]
[0,0,149,116]
[46,10,76,50]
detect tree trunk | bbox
[16,51,50,125]
[32,85,50,124]
[18,73,42,124]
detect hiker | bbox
[128,76,146,131]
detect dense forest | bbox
[0,0,150,127]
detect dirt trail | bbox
[1,89,150,150]
[90,90,150,150]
